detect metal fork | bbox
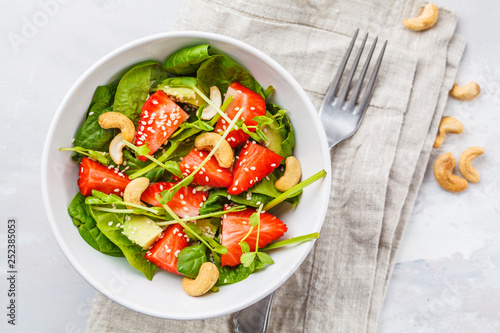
[232,30,387,333]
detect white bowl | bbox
[41,31,331,320]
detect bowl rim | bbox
[41,30,331,319]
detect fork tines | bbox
[323,29,387,111]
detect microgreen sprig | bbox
[160,106,246,204]
[121,140,182,178]
[239,204,274,268]
[263,169,327,211]
[129,141,181,179]
[156,194,227,256]
[155,205,246,226]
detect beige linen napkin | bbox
[86,0,465,332]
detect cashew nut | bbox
[194,133,233,168]
[123,177,150,210]
[458,147,485,183]
[433,116,464,148]
[434,152,468,192]
[109,133,127,164]
[449,81,481,101]
[182,262,219,297]
[403,3,439,31]
[274,156,302,192]
[98,112,135,142]
[201,86,221,120]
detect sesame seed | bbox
[102,178,107,182]
[232,187,237,191]
[256,201,261,205]
[199,171,204,174]
[114,189,119,192]
[199,152,203,157]
[181,201,187,205]
[271,163,276,167]
[250,180,253,184]
[244,167,249,172]
[235,107,240,111]
[152,100,158,105]
[166,248,171,253]
[205,176,209,182]
[183,207,189,211]
[142,121,147,125]
[89,111,94,116]
[173,228,178,234]
[192,188,197,194]
[217,169,222,172]
[237,90,242,93]
[235,180,239,185]
[199,202,203,207]
[251,107,255,110]
[250,167,256,170]
[107,222,113,226]
[180,194,184,199]
[228,195,232,200]
[217,129,222,133]
[137,141,142,145]
[222,119,226,124]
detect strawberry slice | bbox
[77,157,131,196]
[180,148,233,188]
[227,141,283,195]
[214,82,266,148]
[145,223,189,275]
[134,90,189,161]
[220,208,287,267]
[140,182,208,218]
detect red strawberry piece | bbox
[214,82,266,148]
[220,208,287,267]
[77,157,131,196]
[145,223,189,275]
[180,148,233,188]
[140,182,208,218]
[227,141,283,195]
[134,90,189,161]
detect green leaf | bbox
[89,207,158,280]
[163,44,212,75]
[177,244,208,278]
[67,193,123,257]
[182,222,202,240]
[216,264,255,286]
[199,189,273,215]
[256,252,274,265]
[240,252,256,267]
[121,150,167,183]
[113,61,167,124]
[61,147,110,165]
[240,241,250,254]
[74,82,118,150]
[249,212,260,227]
[197,54,263,96]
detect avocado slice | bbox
[122,215,163,250]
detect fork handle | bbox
[233,293,275,333]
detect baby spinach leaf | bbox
[74,82,118,150]
[266,104,295,159]
[199,189,273,215]
[89,208,158,280]
[68,193,123,257]
[113,61,167,124]
[197,54,263,96]
[177,244,208,278]
[122,150,167,183]
[163,44,211,75]
[216,264,255,286]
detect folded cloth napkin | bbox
[86,0,465,332]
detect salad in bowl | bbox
[42,32,331,319]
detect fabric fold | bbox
[86,1,465,332]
